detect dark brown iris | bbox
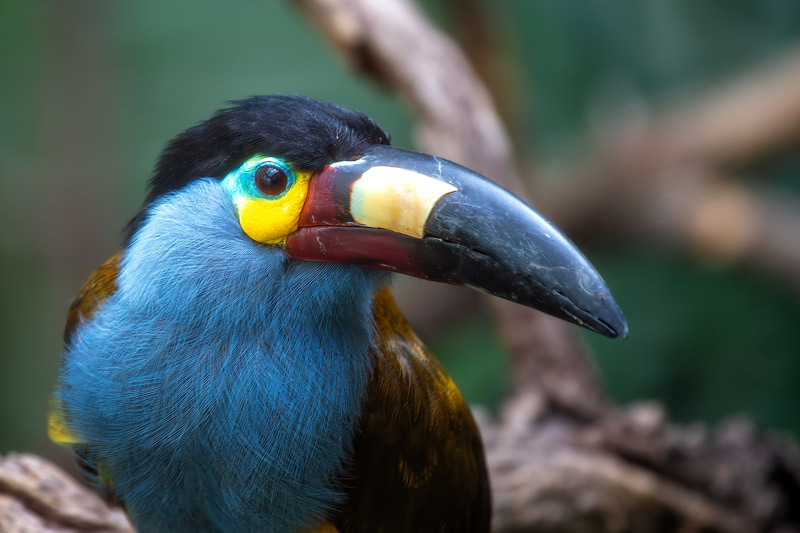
[255,165,289,196]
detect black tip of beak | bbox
[531,268,628,339]
[425,191,628,339]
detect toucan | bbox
[50,95,626,532]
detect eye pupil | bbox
[255,165,289,196]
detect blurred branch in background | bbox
[0,454,131,533]
[535,47,800,292]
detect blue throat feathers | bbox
[56,179,383,531]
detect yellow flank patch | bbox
[96,459,116,492]
[238,171,312,244]
[48,403,81,445]
[350,166,457,238]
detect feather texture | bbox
[54,181,490,532]
[56,179,381,531]
[329,286,491,532]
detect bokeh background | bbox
[2,0,800,464]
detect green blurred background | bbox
[2,0,800,465]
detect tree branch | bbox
[0,454,132,533]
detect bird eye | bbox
[254,164,289,197]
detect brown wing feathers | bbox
[64,253,123,346]
[329,286,491,532]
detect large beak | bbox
[285,145,627,338]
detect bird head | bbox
[129,95,626,338]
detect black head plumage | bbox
[124,95,390,242]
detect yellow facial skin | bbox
[236,173,311,245]
[223,156,312,245]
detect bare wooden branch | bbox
[0,454,132,533]
[475,398,800,532]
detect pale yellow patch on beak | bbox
[350,167,457,238]
[238,171,312,245]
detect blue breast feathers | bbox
[56,179,383,531]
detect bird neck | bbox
[80,179,383,530]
